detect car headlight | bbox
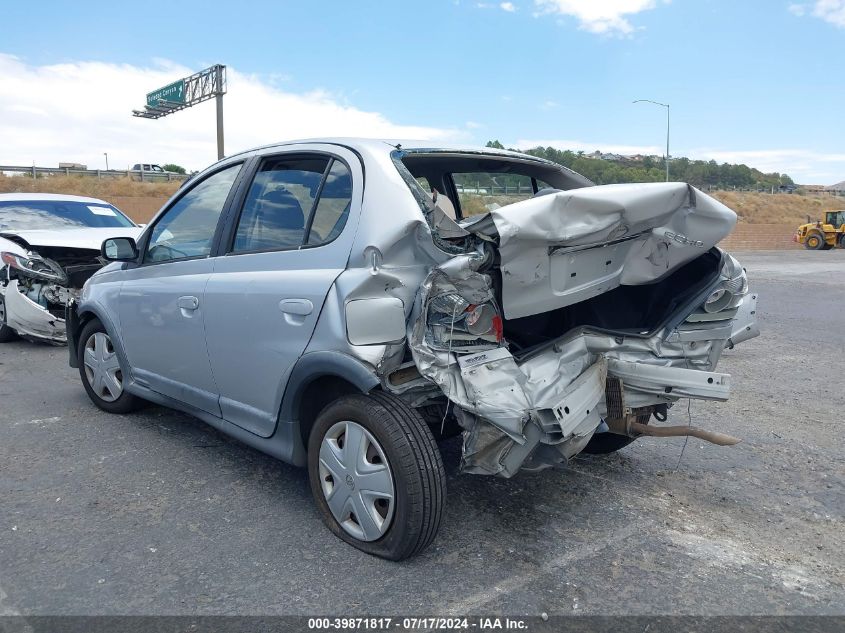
[1,251,67,284]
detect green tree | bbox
[485,141,793,190]
[162,163,187,174]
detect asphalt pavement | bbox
[1,250,843,616]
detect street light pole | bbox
[103,152,109,171]
[633,99,670,181]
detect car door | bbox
[203,147,361,437]
[118,162,245,415]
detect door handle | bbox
[177,296,199,310]
[279,299,313,316]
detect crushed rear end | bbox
[409,182,759,477]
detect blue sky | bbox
[2,0,844,183]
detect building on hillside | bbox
[586,151,603,160]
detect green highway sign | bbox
[146,79,186,107]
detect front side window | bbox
[232,156,352,253]
[146,163,241,263]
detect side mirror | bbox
[102,237,139,262]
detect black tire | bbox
[307,391,446,560]
[582,414,650,455]
[804,232,825,250]
[77,318,142,414]
[839,234,845,249]
[0,294,19,343]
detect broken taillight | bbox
[426,295,504,352]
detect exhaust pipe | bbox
[628,421,741,446]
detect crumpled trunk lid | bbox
[463,182,737,319]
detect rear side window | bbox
[232,156,352,253]
[305,160,352,246]
[233,157,329,253]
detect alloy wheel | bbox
[83,332,123,402]
[318,420,395,542]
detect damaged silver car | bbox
[66,140,759,560]
[0,194,141,344]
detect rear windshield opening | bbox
[396,151,591,221]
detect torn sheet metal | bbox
[606,358,730,402]
[2,280,66,343]
[462,183,737,319]
[409,248,752,476]
[729,292,760,347]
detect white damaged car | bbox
[66,140,759,559]
[0,194,141,344]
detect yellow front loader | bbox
[795,210,845,250]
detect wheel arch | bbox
[277,350,381,455]
[67,302,127,370]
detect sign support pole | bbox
[216,65,225,159]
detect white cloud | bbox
[532,0,666,34]
[500,2,517,11]
[0,55,456,172]
[788,0,845,26]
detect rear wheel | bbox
[805,232,825,250]
[0,294,19,343]
[77,319,141,414]
[839,234,845,249]
[307,392,446,560]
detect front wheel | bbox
[307,392,446,560]
[0,294,19,343]
[804,232,825,250]
[77,319,141,414]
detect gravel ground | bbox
[0,250,843,616]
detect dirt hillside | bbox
[1,173,842,226]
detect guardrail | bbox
[454,183,534,196]
[0,165,190,182]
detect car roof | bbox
[228,137,559,165]
[0,193,113,204]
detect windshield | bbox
[0,200,135,231]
